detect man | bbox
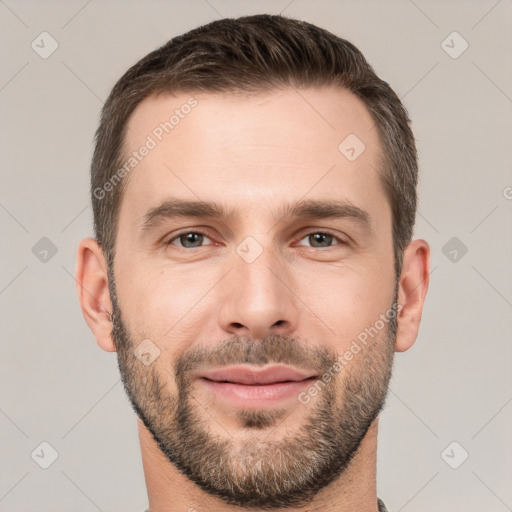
[76,14,429,512]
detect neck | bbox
[137,417,381,512]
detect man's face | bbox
[110,87,397,508]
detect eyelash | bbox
[166,229,349,249]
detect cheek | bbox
[116,262,217,342]
[115,231,394,352]
[295,259,394,348]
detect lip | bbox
[197,365,318,407]
[199,364,317,385]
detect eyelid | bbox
[166,228,215,247]
[296,229,349,246]
[165,227,349,248]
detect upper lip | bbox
[199,365,317,385]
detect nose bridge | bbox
[238,236,283,297]
[219,233,298,339]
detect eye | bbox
[297,231,348,249]
[167,230,213,249]
[165,229,348,250]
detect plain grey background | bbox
[1,1,511,511]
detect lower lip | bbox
[200,377,317,406]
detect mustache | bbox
[174,334,338,381]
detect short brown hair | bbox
[91,14,418,280]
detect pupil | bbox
[312,233,330,247]
[183,233,202,247]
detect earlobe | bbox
[395,239,430,353]
[75,237,116,352]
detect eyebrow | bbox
[140,197,373,235]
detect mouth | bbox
[197,365,318,406]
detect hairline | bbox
[103,85,398,281]
[113,82,393,232]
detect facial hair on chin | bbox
[108,271,397,509]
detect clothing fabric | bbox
[378,497,389,511]
[144,499,388,511]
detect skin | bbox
[76,86,430,511]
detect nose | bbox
[218,243,299,340]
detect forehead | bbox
[119,86,386,229]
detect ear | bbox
[395,238,430,353]
[75,237,116,352]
